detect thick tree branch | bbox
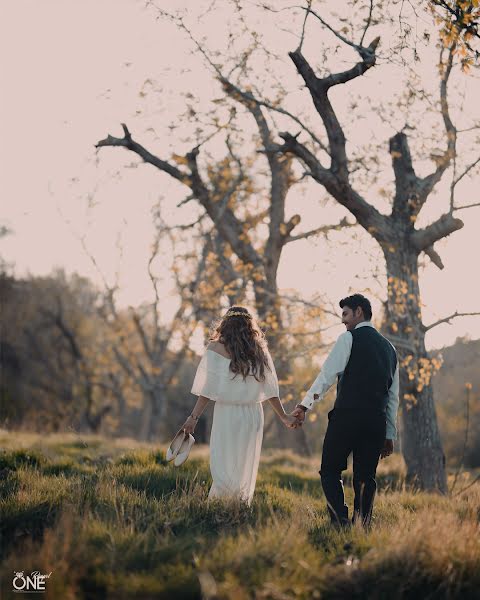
[278,131,330,180]
[278,131,391,242]
[389,132,421,219]
[217,73,328,152]
[40,303,83,362]
[410,212,464,252]
[226,116,289,275]
[221,77,306,269]
[288,50,348,179]
[96,124,191,185]
[322,37,380,87]
[286,216,355,242]
[424,311,480,332]
[222,74,353,281]
[96,124,263,272]
[287,36,378,181]
[221,79,273,151]
[417,46,456,205]
[219,77,329,283]
[424,245,445,270]
[184,147,263,269]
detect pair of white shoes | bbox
[166,430,195,466]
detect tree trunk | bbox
[115,392,129,435]
[138,392,153,441]
[384,248,447,492]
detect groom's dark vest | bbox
[334,326,397,414]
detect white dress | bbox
[191,348,279,504]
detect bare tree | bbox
[36,289,112,432]
[80,220,204,441]
[255,3,480,491]
[0,271,113,432]
[95,1,480,477]
[95,86,349,453]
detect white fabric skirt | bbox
[208,401,264,505]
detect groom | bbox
[292,294,399,527]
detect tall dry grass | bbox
[0,431,479,599]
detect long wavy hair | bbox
[209,306,270,382]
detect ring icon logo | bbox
[12,571,52,593]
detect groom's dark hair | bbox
[339,294,372,320]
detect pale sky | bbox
[2,0,480,352]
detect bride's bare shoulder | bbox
[207,341,231,359]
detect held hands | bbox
[291,406,306,426]
[281,405,307,429]
[285,394,318,429]
[282,414,300,429]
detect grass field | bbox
[0,430,479,599]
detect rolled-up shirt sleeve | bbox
[300,331,353,410]
[386,363,399,440]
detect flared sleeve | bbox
[262,351,280,400]
[191,350,222,400]
[191,347,280,404]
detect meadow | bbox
[0,431,479,599]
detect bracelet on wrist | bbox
[295,404,308,412]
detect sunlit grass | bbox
[0,430,479,599]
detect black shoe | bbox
[331,518,352,530]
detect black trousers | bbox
[320,408,386,527]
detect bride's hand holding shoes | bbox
[181,414,198,435]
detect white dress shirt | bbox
[300,321,400,440]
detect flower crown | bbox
[224,311,252,318]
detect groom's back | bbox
[335,327,397,414]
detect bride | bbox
[179,306,297,504]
